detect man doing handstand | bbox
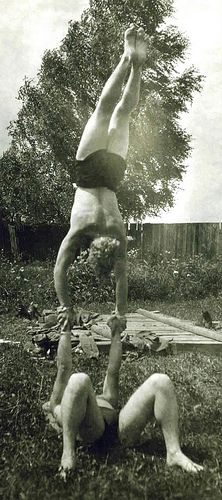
[54,24,147,323]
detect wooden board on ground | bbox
[94,311,222,355]
[137,309,222,343]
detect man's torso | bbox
[71,187,126,241]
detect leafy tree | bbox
[1,0,202,223]
[0,79,73,225]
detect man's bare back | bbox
[70,186,125,240]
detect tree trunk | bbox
[8,224,20,259]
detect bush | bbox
[0,251,115,312]
[127,251,222,301]
[0,252,56,311]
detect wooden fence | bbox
[127,222,222,259]
[1,222,222,260]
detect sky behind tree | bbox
[1,0,222,222]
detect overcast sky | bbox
[1,0,222,222]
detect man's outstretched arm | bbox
[54,231,79,327]
[114,258,128,316]
[49,322,72,413]
[101,315,126,408]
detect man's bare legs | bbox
[118,374,204,473]
[108,27,147,159]
[76,24,140,161]
[59,373,105,480]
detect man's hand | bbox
[57,306,75,332]
[107,314,127,335]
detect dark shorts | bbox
[75,149,126,192]
[90,420,119,454]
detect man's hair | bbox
[88,237,120,276]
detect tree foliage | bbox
[0,0,203,223]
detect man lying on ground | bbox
[43,314,203,479]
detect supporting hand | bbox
[107,314,127,335]
[57,306,75,332]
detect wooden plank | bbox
[99,314,145,321]
[126,331,220,343]
[137,309,222,342]
[96,340,222,354]
[127,326,197,335]
[172,340,222,344]
[100,317,188,331]
[126,324,180,331]
[101,314,197,327]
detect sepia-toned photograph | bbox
[1,1,221,498]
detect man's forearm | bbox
[54,265,71,307]
[102,315,126,406]
[49,332,72,410]
[115,271,128,316]
[57,331,72,370]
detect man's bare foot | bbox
[134,27,147,66]
[167,450,204,473]
[59,453,76,481]
[124,24,137,60]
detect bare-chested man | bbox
[53,24,146,325]
[43,26,204,480]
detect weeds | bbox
[1,252,222,312]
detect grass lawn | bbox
[1,300,222,500]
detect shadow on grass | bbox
[88,425,208,469]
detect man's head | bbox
[88,236,120,276]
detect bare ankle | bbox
[167,448,182,463]
[121,53,131,66]
[60,449,76,471]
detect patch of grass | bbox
[1,314,222,500]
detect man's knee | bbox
[67,373,91,394]
[95,99,114,121]
[148,373,172,394]
[117,101,131,116]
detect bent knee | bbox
[67,373,91,391]
[149,373,172,392]
[114,101,131,119]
